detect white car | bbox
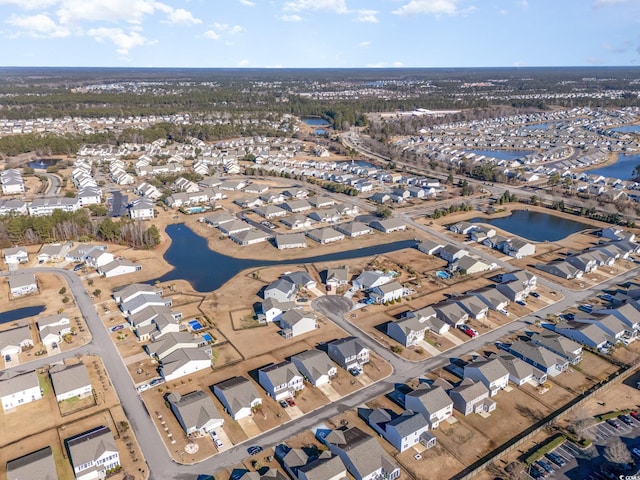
[136,384,150,393]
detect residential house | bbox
[359,408,434,452]
[404,383,454,429]
[530,332,583,365]
[321,427,401,480]
[49,362,92,402]
[37,243,71,263]
[433,300,469,327]
[552,320,609,349]
[502,238,536,258]
[284,199,312,213]
[573,314,628,341]
[167,390,224,436]
[159,347,212,381]
[3,246,28,265]
[308,208,341,224]
[324,266,349,289]
[254,205,287,219]
[463,357,510,395]
[218,220,252,236]
[36,314,71,348]
[6,446,58,480]
[145,332,204,360]
[386,315,430,348]
[566,251,599,273]
[594,302,640,332]
[279,310,317,339]
[260,298,297,323]
[65,426,120,480]
[113,283,161,305]
[97,259,142,278]
[449,378,495,416]
[291,350,337,386]
[128,197,155,220]
[120,293,171,316]
[536,260,583,280]
[449,221,477,235]
[438,245,469,264]
[327,337,369,371]
[276,233,308,250]
[368,281,405,304]
[212,376,263,420]
[281,214,314,230]
[417,240,444,255]
[258,361,304,400]
[470,286,510,312]
[0,370,42,412]
[490,352,547,386]
[231,229,271,246]
[351,271,392,291]
[264,278,297,303]
[455,295,489,320]
[291,453,347,480]
[306,228,345,245]
[450,255,491,275]
[203,211,236,227]
[8,272,38,297]
[369,219,407,234]
[0,324,33,357]
[501,341,569,376]
[85,251,114,268]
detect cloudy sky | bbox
[0,0,639,68]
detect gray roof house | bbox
[489,352,547,386]
[536,260,583,280]
[552,320,609,349]
[359,408,434,452]
[368,281,405,304]
[438,244,469,263]
[530,331,583,365]
[594,302,640,331]
[369,218,407,233]
[386,315,430,347]
[0,324,34,357]
[291,350,337,386]
[281,214,314,230]
[404,383,454,429]
[8,272,38,297]
[351,271,392,290]
[296,454,347,480]
[264,279,297,302]
[6,446,58,480]
[417,240,444,255]
[276,233,308,250]
[321,427,400,480]
[573,314,628,341]
[463,357,510,395]
[455,295,489,320]
[279,310,317,339]
[327,337,369,371]
[324,266,349,287]
[336,221,372,238]
[112,283,162,304]
[449,378,495,416]
[470,286,510,311]
[0,370,42,412]
[500,341,569,376]
[167,390,224,435]
[433,300,469,327]
[65,426,120,480]
[306,227,344,244]
[49,362,93,402]
[145,332,205,360]
[258,361,304,400]
[212,376,263,420]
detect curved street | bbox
[1,257,638,479]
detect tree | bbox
[634,163,640,179]
[59,287,67,295]
[548,172,561,187]
[604,437,632,467]
[92,289,102,298]
[375,206,392,218]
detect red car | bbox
[631,411,639,420]
[286,397,296,407]
[458,325,478,338]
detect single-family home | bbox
[594,302,640,332]
[203,211,236,227]
[113,283,161,305]
[120,293,172,316]
[306,228,345,245]
[502,238,536,258]
[530,332,583,365]
[368,281,405,304]
[279,310,317,339]
[128,197,155,220]
[449,221,477,235]
[552,320,609,349]
[212,376,263,420]
[573,314,628,341]
[455,295,489,320]
[6,446,58,480]
[438,245,469,264]
[450,255,491,275]
[49,362,93,402]
[260,298,297,323]
[288,453,347,480]
[351,271,392,291]
[0,370,42,412]
[0,324,33,357]
[280,214,314,230]
[167,390,224,436]
[276,233,308,250]
[308,208,341,224]
[36,314,71,348]
[145,332,204,360]
[159,347,212,381]
[3,246,28,265]
[324,266,349,289]
[404,383,454,429]
[490,352,547,386]
[254,205,287,219]
[417,240,444,256]
[290,350,337,386]
[284,199,312,213]
[85,251,115,268]
[327,337,369,371]
[536,260,583,280]
[97,259,142,278]
[369,218,407,234]
[264,278,297,303]
[433,300,469,327]
[37,243,71,263]
[470,286,510,312]
[65,426,120,480]
[449,378,495,416]
[308,196,335,208]
[500,341,569,376]
[321,427,401,480]
[258,361,304,400]
[8,272,38,297]
[359,408,433,452]
[463,357,510,395]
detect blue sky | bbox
[0,0,639,68]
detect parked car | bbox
[564,313,575,321]
[578,304,593,313]
[279,400,288,408]
[620,414,634,426]
[286,397,296,407]
[498,309,509,316]
[458,324,478,338]
[136,384,150,393]
[111,324,125,332]
[73,263,85,271]
[536,460,555,475]
[247,446,263,456]
[530,292,540,298]
[529,465,544,479]
[546,452,566,467]
[349,367,362,377]
[150,378,165,387]
[630,411,640,420]
[4,354,10,362]
[607,418,621,429]
[515,300,527,306]
[632,448,640,457]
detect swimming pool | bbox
[186,206,207,214]
[188,320,203,330]
[202,333,213,342]
[436,271,450,279]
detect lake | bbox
[587,153,640,180]
[468,210,593,242]
[464,149,534,160]
[611,125,640,134]
[522,122,560,130]
[337,160,375,169]
[302,117,330,126]
[155,224,417,292]
[0,305,46,325]
[27,158,58,169]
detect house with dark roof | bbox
[320,427,400,480]
[167,390,224,435]
[212,376,262,420]
[258,361,304,400]
[359,408,434,452]
[530,332,583,365]
[500,341,569,376]
[6,446,58,480]
[449,378,495,416]
[49,362,92,402]
[65,426,119,480]
[551,320,609,349]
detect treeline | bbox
[306,178,359,196]
[430,203,473,218]
[0,209,161,249]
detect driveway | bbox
[238,417,261,438]
[317,383,341,402]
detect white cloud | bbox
[284,0,349,14]
[393,0,462,16]
[239,0,254,5]
[6,13,70,37]
[359,41,371,48]
[212,22,242,34]
[0,0,58,9]
[204,30,220,40]
[87,26,154,55]
[161,8,201,25]
[281,14,302,21]
[56,0,156,25]
[354,9,378,23]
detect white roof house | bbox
[0,370,43,412]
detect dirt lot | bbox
[0,355,145,480]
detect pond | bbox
[337,160,376,169]
[154,224,416,292]
[27,158,58,169]
[522,122,560,130]
[0,305,46,325]
[467,210,593,242]
[302,117,330,126]
[464,149,535,161]
[610,125,640,134]
[587,153,640,180]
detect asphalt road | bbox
[43,172,61,196]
